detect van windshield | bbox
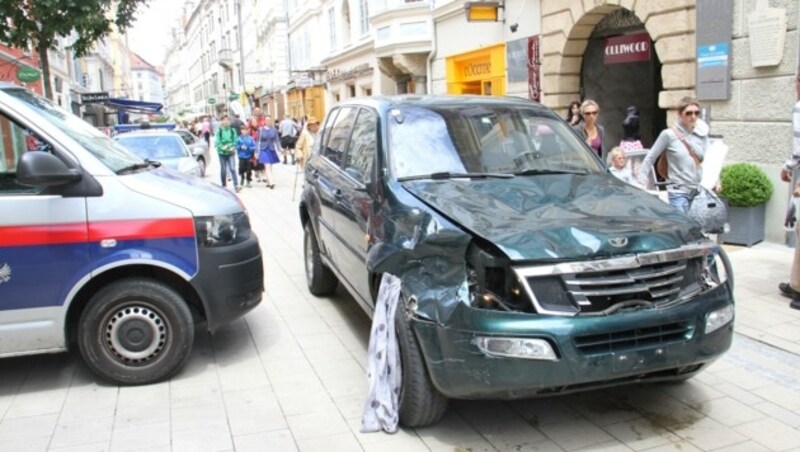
[387,105,604,180]
[4,88,143,172]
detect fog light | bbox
[705,305,734,334]
[475,336,558,361]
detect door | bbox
[0,109,89,354]
[334,108,378,305]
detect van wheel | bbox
[395,298,449,427]
[78,278,194,385]
[197,157,206,177]
[304,222,338,296]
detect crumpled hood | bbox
[121,167,242,216]
[401,174,703,261]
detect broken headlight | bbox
[466,243,531,312]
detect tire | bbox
[78,278,194,385]
[395,298,449,427]
[197,157,206,177]
[304,222,338,296]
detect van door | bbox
[334,107,379,306]
[0,110,89,355]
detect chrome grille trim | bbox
[514,243,715,317]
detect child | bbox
[236,125,256,188]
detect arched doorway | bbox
[580,9,664,150]
[541,1,697,150]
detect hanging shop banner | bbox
[603,33,651,65]
[81,92,109,104]
[696,0,733,100]
[527,35,540,102]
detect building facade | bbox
[0,43,43,95]
[131,53,166,104]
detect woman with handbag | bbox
[638,97,709,214]
[256,116,282,189]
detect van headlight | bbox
[195,213,251,247]
[705,304,734,334]
[475,336,558,361]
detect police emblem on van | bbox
[0,263,10,284]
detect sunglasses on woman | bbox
[683,110,700,117]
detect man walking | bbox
[216,115,240,192]
[279,115,299,164]
[779,73,800,310]
[231,114,245,136]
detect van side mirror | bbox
[17,151,82,187]
[191,145,204,156]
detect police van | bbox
[0,84,264,384]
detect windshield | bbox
[116,135,189,160]
[4,88,142,171]
[387,105,604,179]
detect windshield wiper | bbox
[513,168,587,176]
[397,171,514,182]
[116,159,162,175]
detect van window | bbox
[323,107,357,167]
[0,111,50,194]
[342,108,377,183]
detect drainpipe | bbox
[237,0,245,88]
[426,4,438,95]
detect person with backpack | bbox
[638,97,709,213]
[216,115,240,192]
[279,115,299,164]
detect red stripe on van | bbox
[88,218,195,241]
[0,218,195,247]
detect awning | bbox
[107,98,163,113]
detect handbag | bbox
[687,186,728,234]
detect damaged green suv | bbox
[299,96,734,427]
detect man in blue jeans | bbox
[216,115,240,192]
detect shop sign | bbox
[527,36,541,102]
[696,0,733,100]
[603,33,651,65]
[16,66,40,83]
[325,63,372,83]
[463,61,491,79]
[81,92,109,104]
[208,97,217,105]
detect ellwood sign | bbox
[603,33,651,65]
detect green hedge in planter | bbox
[719,163,773,207]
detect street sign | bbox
[229,92,238,101]
[82,92,109,104]
[208,97,217,105]
[16,66,40,83]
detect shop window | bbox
[343,108,377,184]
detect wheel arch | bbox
[65,264,204,346]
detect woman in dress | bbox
[574,99,605,159]
[255,116,282,189]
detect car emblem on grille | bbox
[608,237,628,248]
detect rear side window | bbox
[323,107,357,167]
[343,108,377,184]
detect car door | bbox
[0,108,90,355]
[334,107,379,306]
[308,107,358,272]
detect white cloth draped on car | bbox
[360,273,402,433]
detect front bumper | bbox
[190,234,264,331]
[412,285,733,399]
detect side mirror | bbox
[191,145,205,156]
[17,151,82,187]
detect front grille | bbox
[574,321,695,355]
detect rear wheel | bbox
[395,297,449,427]
[304,222,338,296]
[197,157,206,177]
[78,278,194,385]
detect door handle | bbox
[310,169,320,179]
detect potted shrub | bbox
[719,162,773,246]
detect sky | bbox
[127,0,184,67]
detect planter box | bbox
[721,204,766,247]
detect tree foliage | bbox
[0,0,149,99]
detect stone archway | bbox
[540,0,697,116]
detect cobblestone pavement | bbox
[2,158,800,451]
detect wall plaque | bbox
[748,0,787,67]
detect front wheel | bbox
[395,298,449,427]
[78,278,194,385]
[197,157,207,177]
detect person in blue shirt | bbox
[236,124,256,189]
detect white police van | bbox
[0,83,263,384]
